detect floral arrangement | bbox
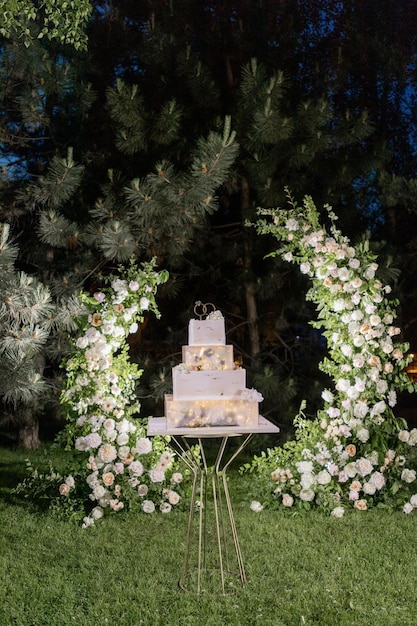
[17,259,188,526]
[245,193,417,516]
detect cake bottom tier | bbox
[164,394,259,428]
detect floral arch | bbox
[246,194,417,516]
[27,259,186,526]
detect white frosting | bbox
[172,368,246,400]
[188,319,225,346]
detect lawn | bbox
[1,445,417,626]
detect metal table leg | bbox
[169,434,254,594]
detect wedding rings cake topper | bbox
[193,301,216,320]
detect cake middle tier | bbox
[172,367,246,400]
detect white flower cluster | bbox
[207,309,224,320]
[240,387,264,403]
[60,262,181,526]
[252,196,417,514]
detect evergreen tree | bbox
[0,223,81,448]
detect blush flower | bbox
[97,444,117,463]
[168,490,180,505]
[354,499,368,511]
[282,493,294,507]
[149,468,165,483]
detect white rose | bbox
[296,461,314,474]
[376,380,388,394]
[92,484,106,499]
[401,469,416,484]
[321,389,334,403]
[408,429,417,446]
[317,470,332,485]
[97,443,117,463]
[300,472,315,488]
[333,299,346,312]
[59,483,70,496]
[75,436,88,451]
[299,488,315,502]
[285,218,299,231]
[117,432,130,446]
[370,400,386,417]
[250,500,264,513]
[142,500,155,514]
[355,458,373,477]
[171,472,183,484]
[76,336,89,349]
[149,468,165,483]
[363,482,376,495]
[344,462,357,478]
[353,401,369,419]
[91,506,104,520]
[331,506,345,518]
[65,475,75,488]
[398,430,410,443]
[117,446,131,460]
[356,428,369,443]
[335,378,350,393]
[129,461,144,477]
[135,437,153,455]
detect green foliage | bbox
[1,0,92,50]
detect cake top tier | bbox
[188,309,225,346]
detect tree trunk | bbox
[18,411,41,450]
[241,176,261,368]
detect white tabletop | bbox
[147,416,280,438]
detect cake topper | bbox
[194,301,216,320]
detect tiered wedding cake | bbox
[165,303,263,428]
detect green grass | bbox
[1,445,417,626]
